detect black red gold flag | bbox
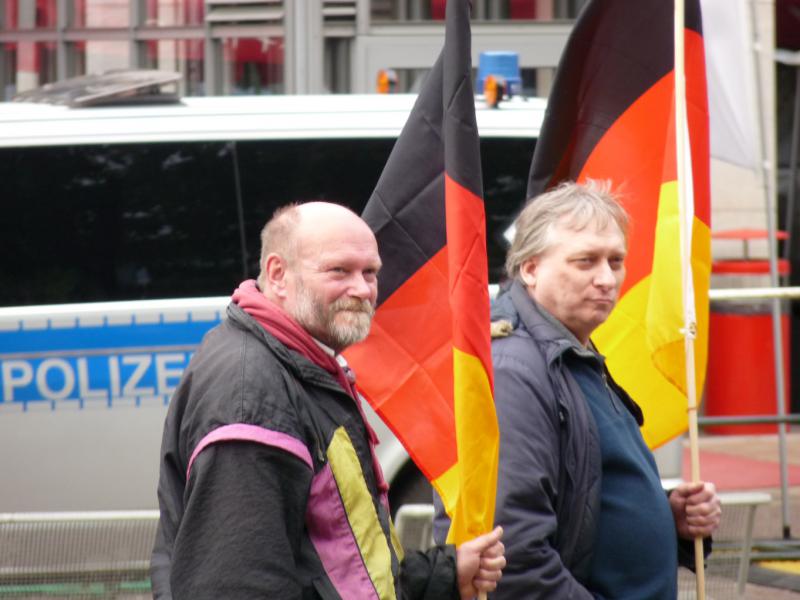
[343,0,498,544]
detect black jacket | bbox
[152,302,459,600]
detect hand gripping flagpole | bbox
[674,0,706,598]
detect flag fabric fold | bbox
[527,0,711,449]
[343,0,498,544]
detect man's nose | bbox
[594,261,617,288]
[348,274,375,299]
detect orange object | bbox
[711,259,790,275]
[705,310,791,434]
[376,69,397,94]
[705,255,791,434]
[711,228,788,240]
[483,74,505,108]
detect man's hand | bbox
[455,526,505,599]
[670,481,722,539]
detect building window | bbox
[2,41,57,97]
[1,43,13,99]
[371,0,586,21]
[145,39,205,96]
[371,0,443,21]
[72,0,129,28]
[494,0,589,19]
[145,0,205,27]
[222,37,284,95]
[324,38,350,94]
[2,0,58,29]
[74,40,129,74]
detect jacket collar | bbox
[501,280,643,424]
[504,279,603,364]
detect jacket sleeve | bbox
[399,544,459,600]
[492,350,594,600]
[168,440,313,600]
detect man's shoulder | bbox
[492,318,547,360]
[491,328,555,402]
[181,314,298,412]
[198,305,288,363]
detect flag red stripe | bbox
[577,75,671,296]
[577,28,709,298]
[345,249,457,481]
[444,173,493,385]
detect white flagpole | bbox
[674,0,706,598]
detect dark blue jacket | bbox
[488,281,621,598]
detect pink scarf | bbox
[232,280,355,395]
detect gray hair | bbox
[505,180,630,279]
[256,204,301,289]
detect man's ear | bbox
[263,253,290,299]
[519,258,537,288]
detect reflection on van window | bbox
[1,137,532,306]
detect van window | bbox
[1,137,532,306]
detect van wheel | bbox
[388,461,432,519]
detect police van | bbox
[0,75,543,514]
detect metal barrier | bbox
[394,503,435,552]
[0,511,158,599]
[708,286,799,541]
[699,415,800,426]
[677,491,773,599]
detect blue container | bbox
[476,51,522,96]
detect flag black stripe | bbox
[527,0,702,199]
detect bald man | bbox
[151,202,505,600]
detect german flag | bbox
[527,0,711,449]
[342,0,498,544]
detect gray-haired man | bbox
[436,181,721,599]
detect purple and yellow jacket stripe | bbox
[185,422,404,599]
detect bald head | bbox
[258,202,376,286]
[294,202,376,254]
[257,202,381,351]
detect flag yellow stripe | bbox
[594,188,710,449]
[432,463,459,520]
[595,277,690,448]
[445,348,499,544]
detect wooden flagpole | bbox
[673,0,706,598]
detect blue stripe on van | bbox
[0,320,220,355]
[0,319,221,407]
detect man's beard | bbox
[293,281,375,351]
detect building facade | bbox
[0,0,586,100]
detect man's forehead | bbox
[550,220,626,250]
[301,241,381,267]
[296,208,374,241]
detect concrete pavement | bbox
[677,430,800,598]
